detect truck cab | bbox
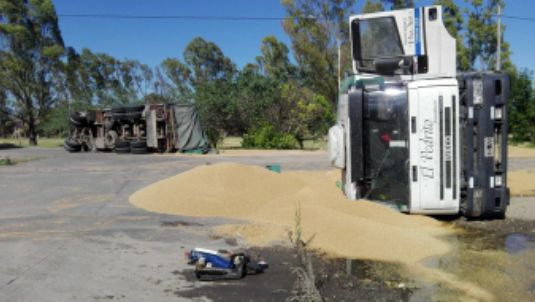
[329,6,509,218]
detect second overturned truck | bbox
[65,104,210,154]
[329,6,509,219]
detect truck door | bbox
[409,80,459,213]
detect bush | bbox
[0,157,13,166]
[242,125,298,149]
[508,70,535,143]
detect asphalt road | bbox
[0,147,533,301]
[0,147,331,302]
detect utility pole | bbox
[496,4,501,71]
[337,37,341,92]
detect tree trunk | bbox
[27,112,38,146]
[297,137,304,149]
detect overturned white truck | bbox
[65,104,210,154]
[329,6,509,218]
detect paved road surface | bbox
[0,147,533,301]
[0,148,329,301]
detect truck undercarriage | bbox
[65,104,209,154]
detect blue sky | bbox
[54,0,535,72]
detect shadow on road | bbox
[0,143,22,150]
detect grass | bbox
[0,157,14,166]
[219,136,327,150]
[0,137,63,148]
[0,156,41,166]
[219,136,243,149]
[302,138,327,150]
[0,135,327,150]
[510,141,535,148]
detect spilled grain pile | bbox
[508,170,535,196]
[130,163,453,264]
[509,145,535,158]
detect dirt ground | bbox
[1,146,535,301]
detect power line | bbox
[57,14,293,21]
[57,13,535,23]
[499,14,535,23]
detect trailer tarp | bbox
[172,105,209,152]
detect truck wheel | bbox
[115,141,130,154]
[130,141,147,149]
[131,141,148,154]
[64,144,81,152]
[111,107,126,114]
[125,111,143,120]
[64,139,81,152]
[124,105,145,113]
[111,108,126,120]
[65,138,81,148]
[105,130,118,148]
[115,147,130,154]
[131,148,148,154]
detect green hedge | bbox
[242,125,298,149]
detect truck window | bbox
[352,17,404,72]
[362,85,409,206]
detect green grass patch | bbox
[302,138,327,150]
[0,156,42,166]
[219,136,243,149]
[0,137,63,148]
[510,141,535,148]
[0,157,14,166]
[219,136,327,150]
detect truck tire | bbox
[64,144,81,152]
[111,109,126,120]
[105,130,119,148]
[115,147,130,154]
[131,141,148,154]
[125,111,143,120]
[64,139,82,152]
[130,141,147,149]
[115,141,130,154]
[131,148,148,154]
[124,105,145,113]
[65,138,81,148]
[111,107,126,114]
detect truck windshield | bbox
[353,17,404,70]
[362,85,409,206]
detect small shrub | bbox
[0,157,13,166]
[242,125,298,149]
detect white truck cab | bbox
[329,6,509,218]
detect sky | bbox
[53,0,535,72]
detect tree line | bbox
[0,0,534,147]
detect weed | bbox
[287,202,322,302]
[0,157,13,166]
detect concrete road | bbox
[0,147,330,302]
[0,147,533,301]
